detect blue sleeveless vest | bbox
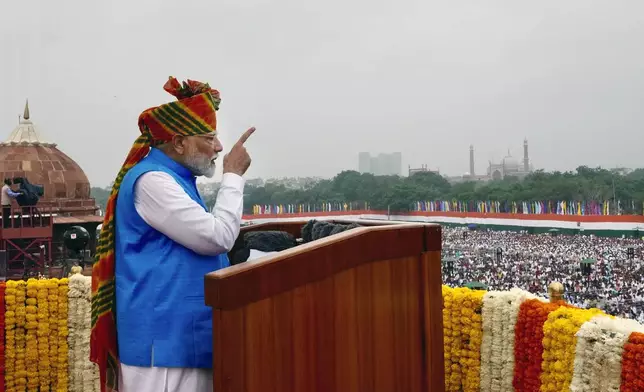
[114,147,229,368]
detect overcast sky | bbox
[1,0,643,187]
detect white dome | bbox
[1,101,55,147]
[502,150,519,170]
[503,156,518,166]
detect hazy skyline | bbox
[1,0,643,187]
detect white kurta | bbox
[119,171,244,392]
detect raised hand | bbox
[223,127,255,176]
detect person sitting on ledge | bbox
[90,76,255,392]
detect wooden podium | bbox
[205,220,444,392]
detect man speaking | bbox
[90,77,254,392]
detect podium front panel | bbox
[206,221,444,392]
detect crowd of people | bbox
[441,227,644,323]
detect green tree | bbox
[238,165,644,214]
[90,186,111,211]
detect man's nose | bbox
[213,138,223,153]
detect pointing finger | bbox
[235,127,256,146]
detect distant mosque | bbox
[456,138,534,182]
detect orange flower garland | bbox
[621,332,644,391]
[15,276,644,392]
[512,299,566,392]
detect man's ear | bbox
[170,134,187,155]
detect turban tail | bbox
[90,77,220,392]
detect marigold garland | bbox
[14,281,26,392]
[37,279,51,391]
[620,331,644,392]
[25,279,38,392]
[443,286,459,391]
[5,281,16,392]
[1,278,73,392]
[47,279,59,391]
[0,281,6,392]
[512,299,566,392]
[539,306,604,392]
[442,286,456,390]
[57,278,69,392]
[442,286,484,392]
[6,276,644,392]
[444,286,644,392]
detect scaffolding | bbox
[0,205,52,278]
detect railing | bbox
[0,206,53,278]
[33,198,100,215]
[0,205,53,234]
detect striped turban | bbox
[90,76,220,392]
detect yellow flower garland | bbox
[14,277,644,392]
[443,286,458,391]
[461,288,484,392]
[5,280,17,392]
[38,279,52,391]
[57,278,69,392]
[539,307,604,392]
[15,280,27,392]
[442,286,485,392]
[3,278,70,392]
[47,278,59,390]
[25,279,39,392]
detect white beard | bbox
[184,153,217,178]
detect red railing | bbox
[0,205,53,278]
[0,205,53,237]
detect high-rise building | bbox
[358,152,371,174]
[358,152,402,176]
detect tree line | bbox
[241,166,644,214]
[90,166,644,214]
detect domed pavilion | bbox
[0,101,102,278]
[0,101,99,217]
